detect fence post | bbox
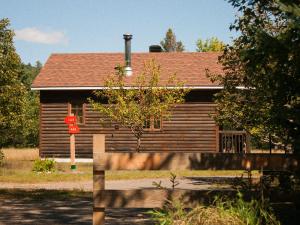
[93,134,105,225]
[246,132,251,153]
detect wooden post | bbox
[246,132,251,153]
[93,134,105,225]
[70,133,76,170]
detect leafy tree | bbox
[196,37,225,52]
[160,28,185,52]
[91,60,188,151]
[209,0,300,152]
[0,19,40,148]
[18,62,41,147]
[0,18,27,148]
[20,61,42,89]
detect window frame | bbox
[68,102,86,125]
[143,115,162,131]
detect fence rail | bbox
[93,134,300,225]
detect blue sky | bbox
[1,0,237,65]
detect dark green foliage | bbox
[210,0,300,152]
[0,18,27,148]
[32,158,56,173]
[160,28,185,52]
[0,18,40,148]
[18,62,40,147]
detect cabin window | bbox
[69,103,85,124]
[143,116,162,131]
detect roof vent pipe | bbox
[123,33,133,76]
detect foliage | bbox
[32,158,56,173]
[209,0,300,151]
[0,18,27,148]
[18,62,41,147]
[160,28,185,52]
[148,200,187,225]
[0,149,4,167]
[196,37,225,52]
[148,192,280,225]
[0,18,40,148]
[152,172,180,189]
[214,193,280,225]
[20,61,42,88]
[91,60,188,151]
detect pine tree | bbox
[160,28,185,52]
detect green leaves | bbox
[0,18,26,148]
[91,59,188,151]
[0,19,40,148]
[196,37,226,52]
[212,0,300,151]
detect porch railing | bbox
[219,130,250,153]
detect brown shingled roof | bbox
[32,52,223,89]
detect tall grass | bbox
[1,148,39,161]
[148,192,281,225]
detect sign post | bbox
[64,115,80,171]
[70,133,76,170]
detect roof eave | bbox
[31,86,228,91]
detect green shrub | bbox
[148,200,187,225]
[148,192,280,225]
[0,149,4,167]
[32,158,56,173]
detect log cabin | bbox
[32,34,249,158]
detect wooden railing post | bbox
[246,132,251,153]
[93,134,105,225]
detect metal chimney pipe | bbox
[123,33,132,76]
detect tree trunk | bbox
[136,137,141,152]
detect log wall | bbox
[40,90,219,158]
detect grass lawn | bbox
[0,158,259,183]
[0,160,92,183]
[105,169,259,180]
[0,148,261,183]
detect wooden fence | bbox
[93,134,300,225]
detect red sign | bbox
[65,116,76,124]
[69,125,80,134]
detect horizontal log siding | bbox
[40,90,218,158]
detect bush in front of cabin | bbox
[32,158,56,173]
